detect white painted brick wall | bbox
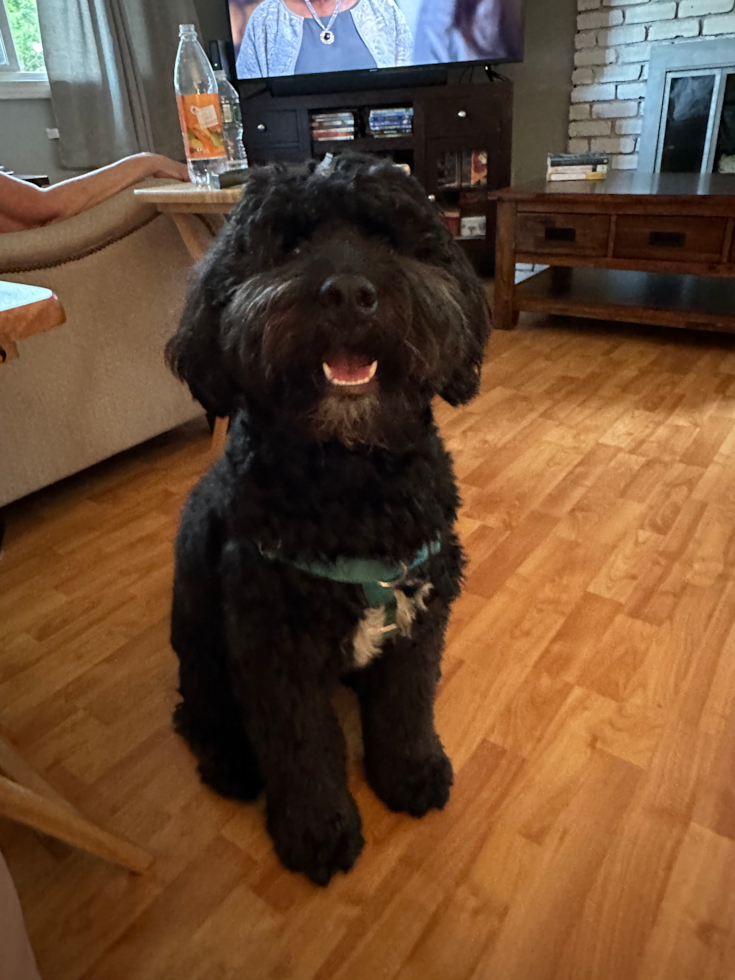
[590,135,637,153]
[704,11,735,31]
[575,47,617,65]
[570,119,613,136]
[648,18,701,38]
[578,8,624,28]
[598,24,648,44]
[569,103,592,120]
[624,2,677,24]
[594,64,643,82]
[568,0,735,172]
[679,0,732,17]
[571,82,617,101]
[616,117,643,134]
[592,100,640,117]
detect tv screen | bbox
[228,0,524,81]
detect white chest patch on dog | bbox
[352,582,433,668]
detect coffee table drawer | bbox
[614,216,728,264]
[516,212,611,257]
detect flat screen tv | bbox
[227,0,525,82]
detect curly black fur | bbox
[166,154,490,885]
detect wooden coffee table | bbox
[491,173,735,333]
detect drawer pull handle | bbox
[257,123,267,132]
[545,227,577,243]
[458,110,467,118]
[649,231,686,247]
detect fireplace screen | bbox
[640,39,735,175]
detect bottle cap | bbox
[179,24,197,34]
[214,69,226,79]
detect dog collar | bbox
[261,537,441,634]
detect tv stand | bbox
[239,79,513,273]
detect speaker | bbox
[209,39,235,79]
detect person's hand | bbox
[138,153,190,182]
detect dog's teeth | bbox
[322,360,378,386]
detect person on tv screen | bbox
[413,0,523,65]
[236,0,413,78]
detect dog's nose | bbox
[319,275,378,314]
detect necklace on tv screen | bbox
[303,0,344,44]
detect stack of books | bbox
[547,152,609,181]
[312,112,355,142]
[368,107,413,137]
[437,150,488,189]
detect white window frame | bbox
[0,0,50,99]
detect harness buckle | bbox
[378,561,409,590]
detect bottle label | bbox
[177,94,226,160]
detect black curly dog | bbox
[166,154,489,885]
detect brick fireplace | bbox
[568,0,735,170]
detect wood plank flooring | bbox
[3,314,735,979]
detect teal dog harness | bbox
[263,538,441,635]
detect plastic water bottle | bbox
[215,70,249,171]
[174,24,227,185]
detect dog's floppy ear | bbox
[165,242,241,418]
[439,251,492,407]
[166,167,289,417]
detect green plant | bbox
[6,0,45,73]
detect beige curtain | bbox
[37,0,199,169]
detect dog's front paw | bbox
[367,749,453,818]
[267,794,364,886]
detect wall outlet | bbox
[46,128,60,140]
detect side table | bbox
[491,173,735,333]
[135,184,245,457]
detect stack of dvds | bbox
[311,112,355,142]
[368,107,413,137]
[547,152,609,181]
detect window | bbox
[0,0,49,98]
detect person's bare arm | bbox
[0,153,188,233]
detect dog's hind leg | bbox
[171,536,263,802]
[354,599,454,818]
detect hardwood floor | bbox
[3,314,735,980]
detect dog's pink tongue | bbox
[326,357,374,383]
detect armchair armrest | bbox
[0,178,173,275]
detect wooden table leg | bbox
[211,417,230,460]
[0,775,153,873]
[168,213,230,460]
[0,730,153,873]
[493,200,518,331]
[171,213,208,263]
[0,732,75,810]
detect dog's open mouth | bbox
[323,357,378,393]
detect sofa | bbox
[0,180,209,509]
